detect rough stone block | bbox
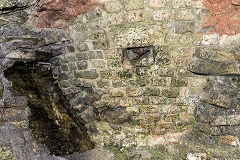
[124,0,144,10]
[201,34,220,46]
[172,77,188,87]
[116,70,133,79]
[62,87,82,95]
[91,60,106,69]
[105,0,123,12]
[133,96,149,105]
[152,77,168,86]
[177,67,195,77]
[61,64,69,72]
[127,10,144,22]
[155,68,174,76]
[150,96,166,105]
[112,80,128,88]
[70,78,84,87]
[126,87,143,97]
[65,55,76,62]
[172,0,192,8]
[86,8,103,20]
[109,89,125,97]
[92,40,108,50]
[74,70,85,78]
[68,62,78,72]
[175,9,194,21]
[97,80,111,89]
[218,62,240,75]
[100,70,113,79]
[89,30,106,40]
[59,80,72,88]
[188,59,223,75]
[153,10,170,21]
[58,72,74,80]
[88,51,104,59]
[107,13,124,26]
[76,43,89,51]
[142,88,161,96]
[76,52,88,61]
[175,58,190,67]
[162,88,180,98]
[107,59,121,69]
[83,69,99,79]
[140,105,159,113]
[149,0,166,8]
[77,61,88,70]
[173,21,195,34]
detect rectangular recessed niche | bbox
[122,46,152,69]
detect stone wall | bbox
[54,0,207,147]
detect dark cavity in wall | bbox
[4,61,94,156]
[122,46,151,69]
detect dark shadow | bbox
[4,62,94,156]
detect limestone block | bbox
[175,9,194,21]
[92,40,108,50]
[112,80,128,88]
[124,0,144,10]
[88,51,104,59]
[97,80,111,89]
[201,34,220,46]
[162,88,180,98]
[86,8,103,20]
[188,59,223,75]
[172,0,192,8]
[68,62,78,72]
[109,89,125,97]
[77,61,88,70]
[148,0,166,8]
[61,64,69,72]
[173,21,195,34]
[76,52,88,61]
[107,13,124,26]
[152,77,168,86]
[218,62,240,75]
[91,60,106,69]
[171,77,188,87]
[150,96,166,105]
[84,69,99,79]
[105,0,123,12]
[142,87,162,96]
[107,59,121,69]
[212,115,240,126]
[152,10,170,21]
[76,43,89,51]
[140,105,159,113]
[127,10,145,22]
[133,96,149,105]
[100,70,113,79]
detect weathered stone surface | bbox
[162,88,180,98]
[174,22,195,34]
[200,76,239,109]
[188,59,223,75]
[98,107,129,124]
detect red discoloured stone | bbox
[197,0,240,35]
[34,0,102,28]
[232,0,240,5]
